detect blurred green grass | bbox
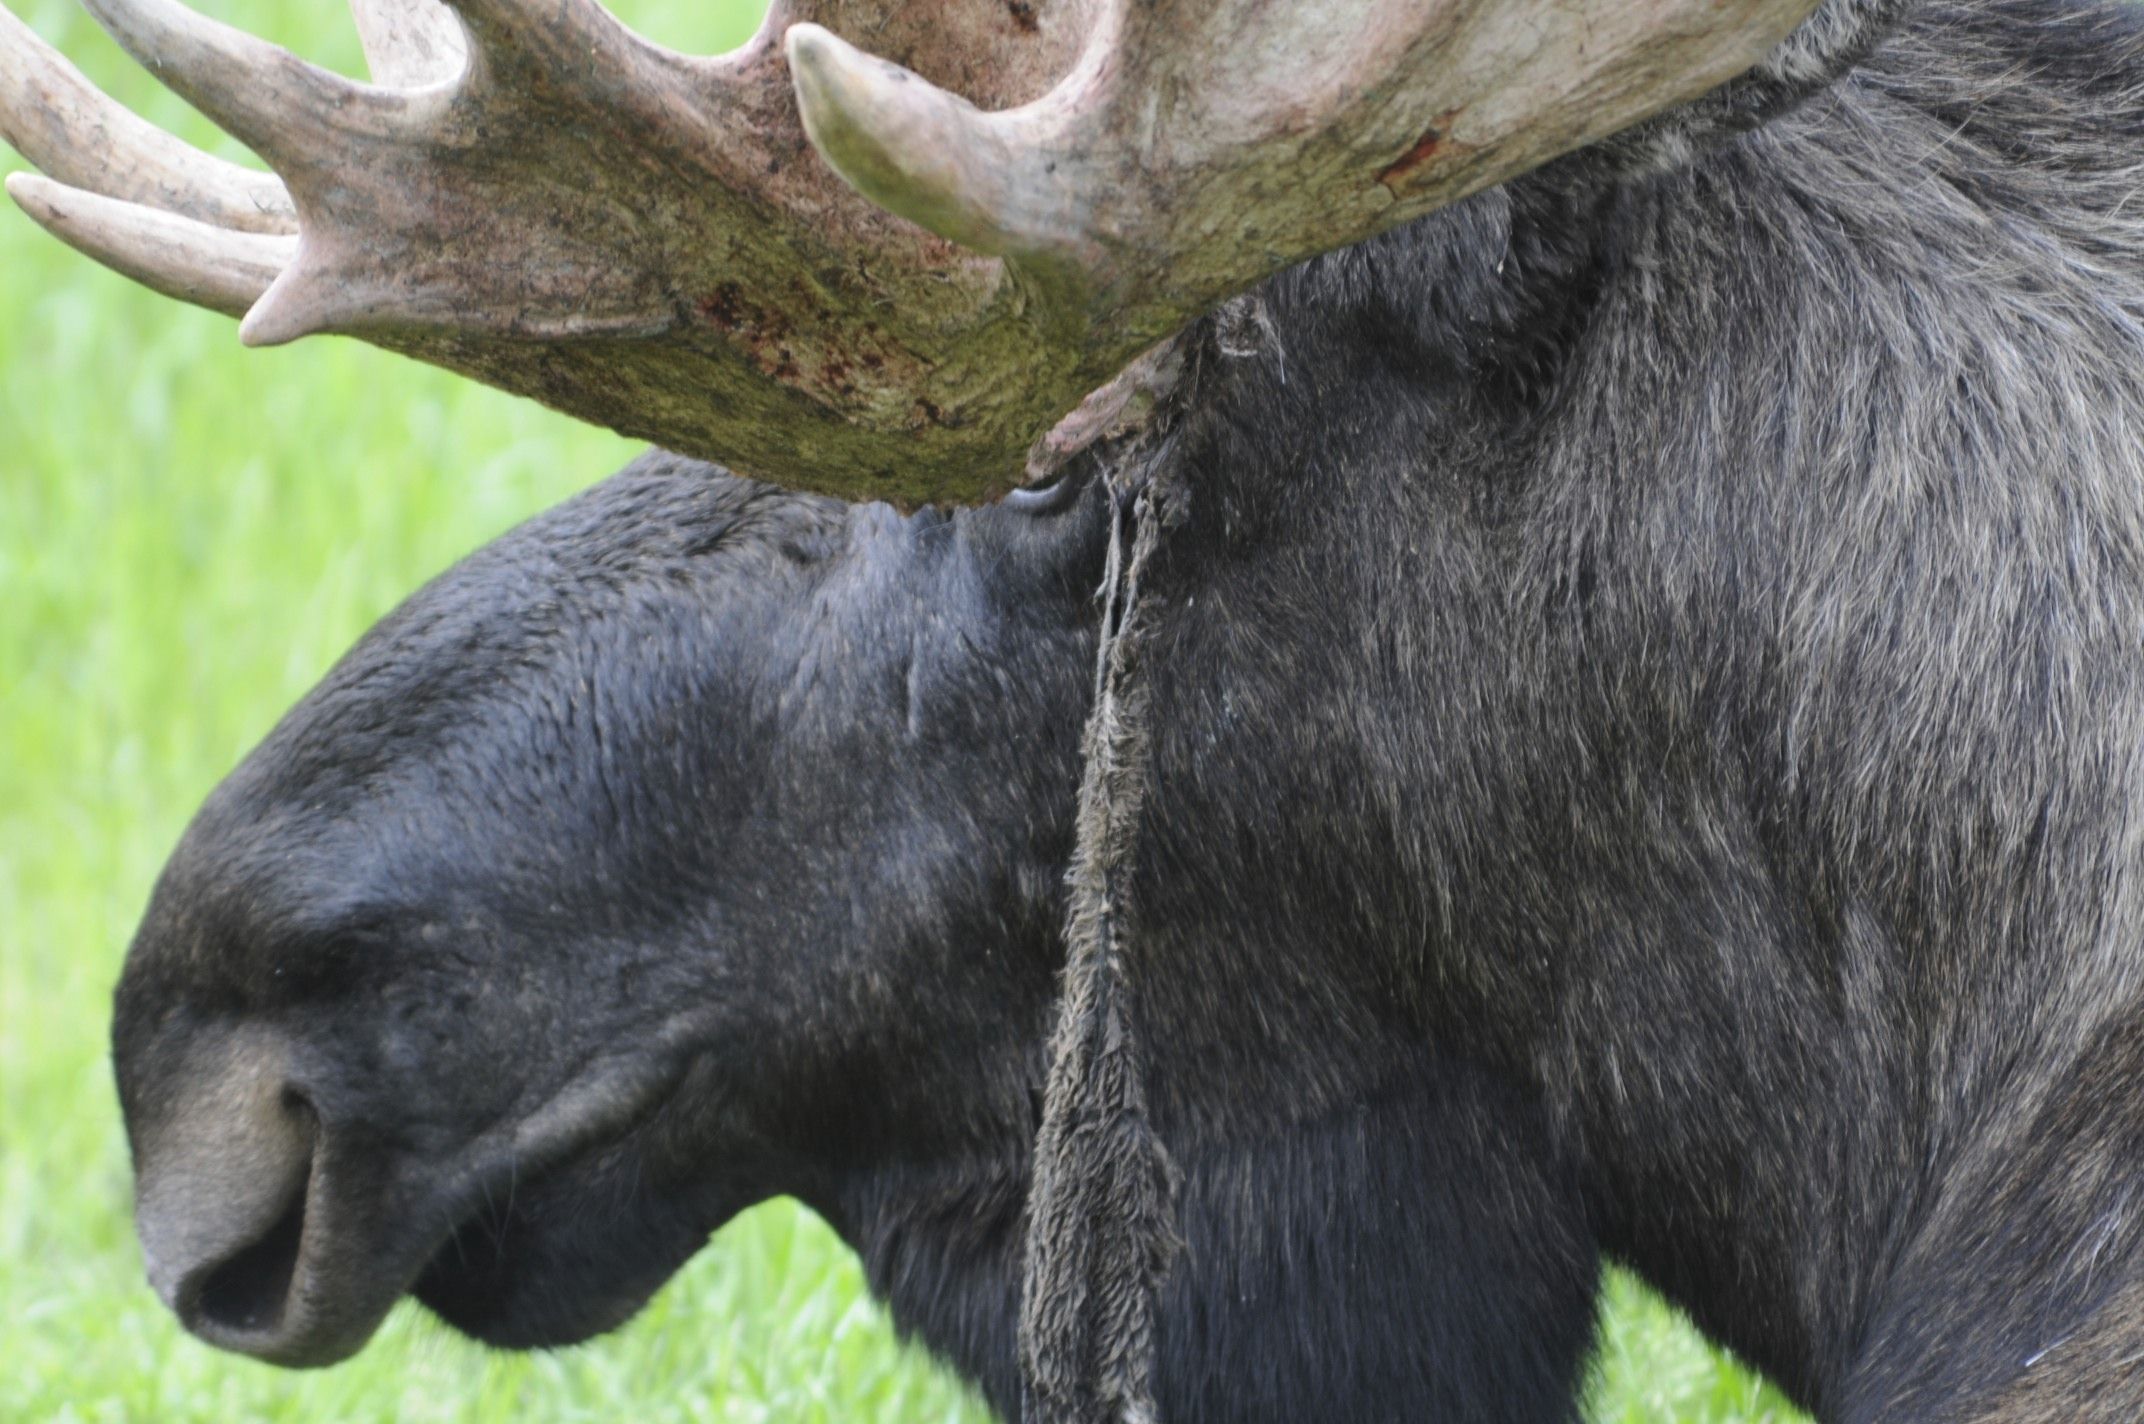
[0,0,1810,1418]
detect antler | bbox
[1,0,1823,504]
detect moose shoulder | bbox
[36,0,2144,1418]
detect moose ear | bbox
[2,0,1824,506]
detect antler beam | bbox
[1,0,1823,504]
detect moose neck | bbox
[1110,4,2144,1415]
[818,1059,1599,1424]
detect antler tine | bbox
[6,172,292,315]
[788,26,1043,264]
[347,0,465,89]
[77,0,391,172]
[0,3,292,233]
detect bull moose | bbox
[8,0,2144,1417]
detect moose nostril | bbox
[187,1163,310,1336]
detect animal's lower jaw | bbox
[410,1165,754,1352]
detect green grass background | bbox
[0,1,1810,1418]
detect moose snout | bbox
[128,1026,347,1364]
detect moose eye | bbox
[1001,467,1091,518]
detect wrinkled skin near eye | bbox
[109,454,1111,1364]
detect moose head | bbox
[22,0,2144,1419]
[108,460,1099,1368]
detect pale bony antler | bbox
[1,0,1824,504]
